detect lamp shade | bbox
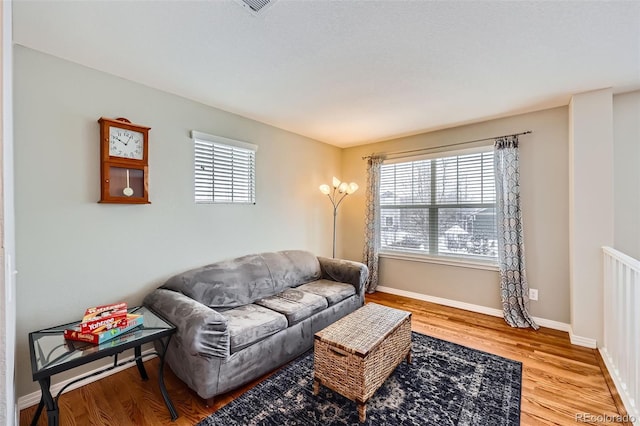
[319,184,331,195]
[338,182,349,193]
[332,176,341,188]
[347,182,359,194]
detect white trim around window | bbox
[379,144,498,266]
[190,131,258,153]
[379,250,499,271]
[191,131,257,204]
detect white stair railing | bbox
[601,246,640,425]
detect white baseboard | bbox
[375,285,577,337]
[18,350,156,410]
[569,331,597,349]
[377,285,504,317]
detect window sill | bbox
[379,251,499,271]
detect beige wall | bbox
[13,46,341,397]
[613,90,640,260]
[341,107,570,323]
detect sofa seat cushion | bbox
[221,304,288,353]
[296,279,356,305]
[255,289,328,326]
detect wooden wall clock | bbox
[98,117,151,204]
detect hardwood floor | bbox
[20,292,628,425]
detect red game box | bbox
[64,314,144,345]
[80,302,128,333]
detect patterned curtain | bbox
[494,136,538,329]
[363,155,385,293]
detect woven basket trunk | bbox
[313,315,411,403]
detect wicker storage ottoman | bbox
[313,303,412,422]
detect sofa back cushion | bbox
[161,250,321,309]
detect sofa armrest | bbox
[143,288,230,359]
[317,257,369,296]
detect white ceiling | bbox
[12,0,640,147]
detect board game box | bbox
[83,302,128,319]
[80,302,128,333]
[64,313,144,344]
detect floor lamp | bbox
[319,177,358,258]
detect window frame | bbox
[191,131,258,205]
[378,145,498,268]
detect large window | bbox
[192,131,257,204]
[379,147,497,263]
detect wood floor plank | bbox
[20,292,625,425]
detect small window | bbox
[379,146,497,263]
[191,131,257,204]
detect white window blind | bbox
[379,147,497,263]
[192,131,257,204]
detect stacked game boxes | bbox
[63,302,144,344]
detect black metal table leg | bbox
[134,345,149,380]
[37,377,58,426]
[157,335,178,421]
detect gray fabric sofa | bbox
[143,250,368,402]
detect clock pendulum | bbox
[123,169,134,197]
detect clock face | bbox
[109,126,144,160]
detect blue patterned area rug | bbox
[197,332,522,426]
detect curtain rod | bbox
[361,130,532,160]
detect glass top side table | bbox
[28,305,178,426]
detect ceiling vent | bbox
[234,0,277,16]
